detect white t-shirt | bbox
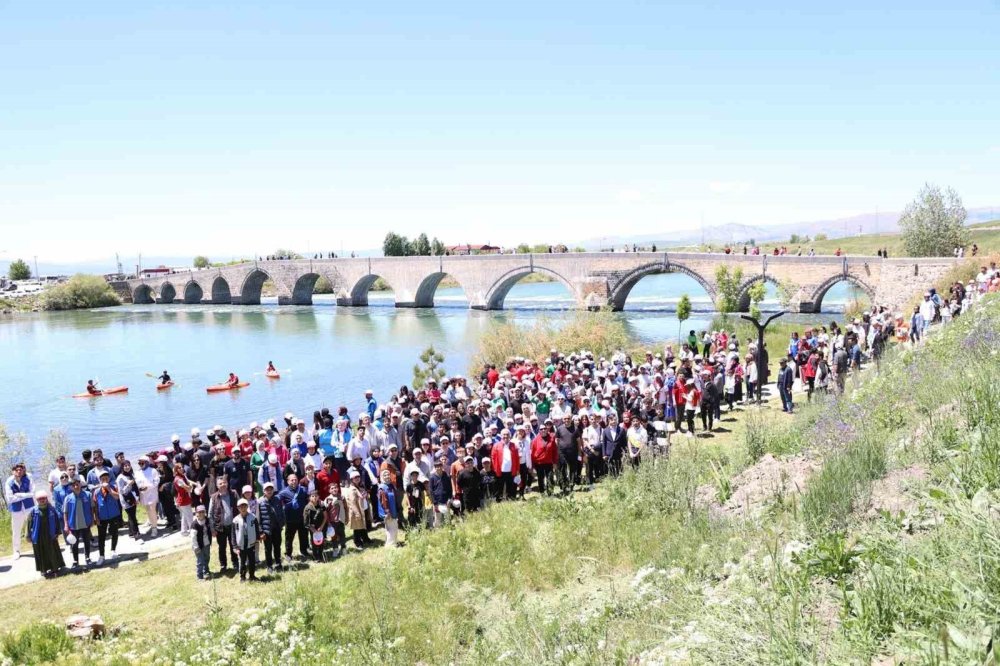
[501,445,513,473]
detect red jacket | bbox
[530,433,558,466]
[490,442,521,474]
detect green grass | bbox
[680,218,1000,257]
[5,296,1000,664]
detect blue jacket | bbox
[377,482,397,520]
[277,485,308,524]
[367,397,378,420]
[30,505,60,543]
[317,429,334,457]
[93,488,122,522]
[63,491,94,529]
[5,475,34,513]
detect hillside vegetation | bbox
[3,297,1000,664]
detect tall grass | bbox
[471,308,631,371]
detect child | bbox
[303,490,327,562]
[406,470,426,528]
[324,485,346,558]
[232,498,259,582]
[191,505,212,581]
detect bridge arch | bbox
[183,281,204,304]
[413,272,468,308]
[736,275,781,312]
[608,262,716,312]
[159,282,177,304]
[347,274,396,307]
[211,276,232,304]
[810,274,876,313]
[133,284,155,305]
[291,273,321,305]
[237,269,270,305]
[483,266,577,310]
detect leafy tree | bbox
[789,233,803,245]
[193,256,211,269]
[676,294,692,342]
[8,259,31,280]
[814,233,828,241]
[776,278,798,309]
[516,244,531,254]
[273,248,303,260]
[39,429,70,474]
[0,424,29,510]
[412,233,432,256]
[383,232,411,257]
[531,244,550,254]
[431,237,446,256]
[412,345,447,389]
[714,265,744,314]
[40,274,121,310]
[899,183,969,257]
[747,280,767,320]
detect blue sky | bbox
[1,1,998,263]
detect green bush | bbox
[0,622,73,664]
[41,274,120,311]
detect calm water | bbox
[0,275,854,458]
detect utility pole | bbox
[33,255,39,281]
[875,206,879,235]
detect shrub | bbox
[0,622,73,664]
[41,274,120,310]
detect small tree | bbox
[899,183,969,257]
[814,233,828,241]
[383,232,415,257]
[431,237,446,256]
[747,280,767,320]
[714,265,744,314]
[516,244,531,254]
[8,259,31,280]
[789,233,802,245]
[412,346,447,389]
[0,424,29,510]
[412,233,432,256]
[676,294,692,342]
[39,429,71,473]
[776,278,797,309]
[193,256,211,269]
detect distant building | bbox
[139,266,173,277]
[446,244,500,256]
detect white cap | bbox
[295,418,305,426]
[156,455,168,463]
[348,469,361,479]
[171,434,180,443]
[34,489,48,499]
[191,428,201,437]
[263,482,275,490]
[181,442,193,451]
[242,485,253,495]
[237,498,249,507]
[250,421,258,429]
[284,412,294,420]
[268,454,278,464]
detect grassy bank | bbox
[4,299,999,664]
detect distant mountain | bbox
[584,206,1000,249]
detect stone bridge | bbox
[122,252,959,313]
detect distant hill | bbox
[585,206,1000,249]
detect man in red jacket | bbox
[530,420,558,496]
[490,429,520,502]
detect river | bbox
[0,275,856,458]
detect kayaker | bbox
[226,372,239,388]
[86,380,101,396]
[266,361,276,373]
[158,370,171,385]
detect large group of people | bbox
[7,264,999,581]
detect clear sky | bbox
[2,1,998,263]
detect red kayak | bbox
[73,386,129,398]
[265,370,280,379]
[156,381,175,391]
[206,382,250,393]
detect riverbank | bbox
[1,295,981,663]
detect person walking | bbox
[777,358,795,413]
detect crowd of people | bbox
[7,264,999,581]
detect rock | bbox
[65,614,105,639]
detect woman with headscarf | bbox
[115,460,141,539]
[29,490,65,577]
